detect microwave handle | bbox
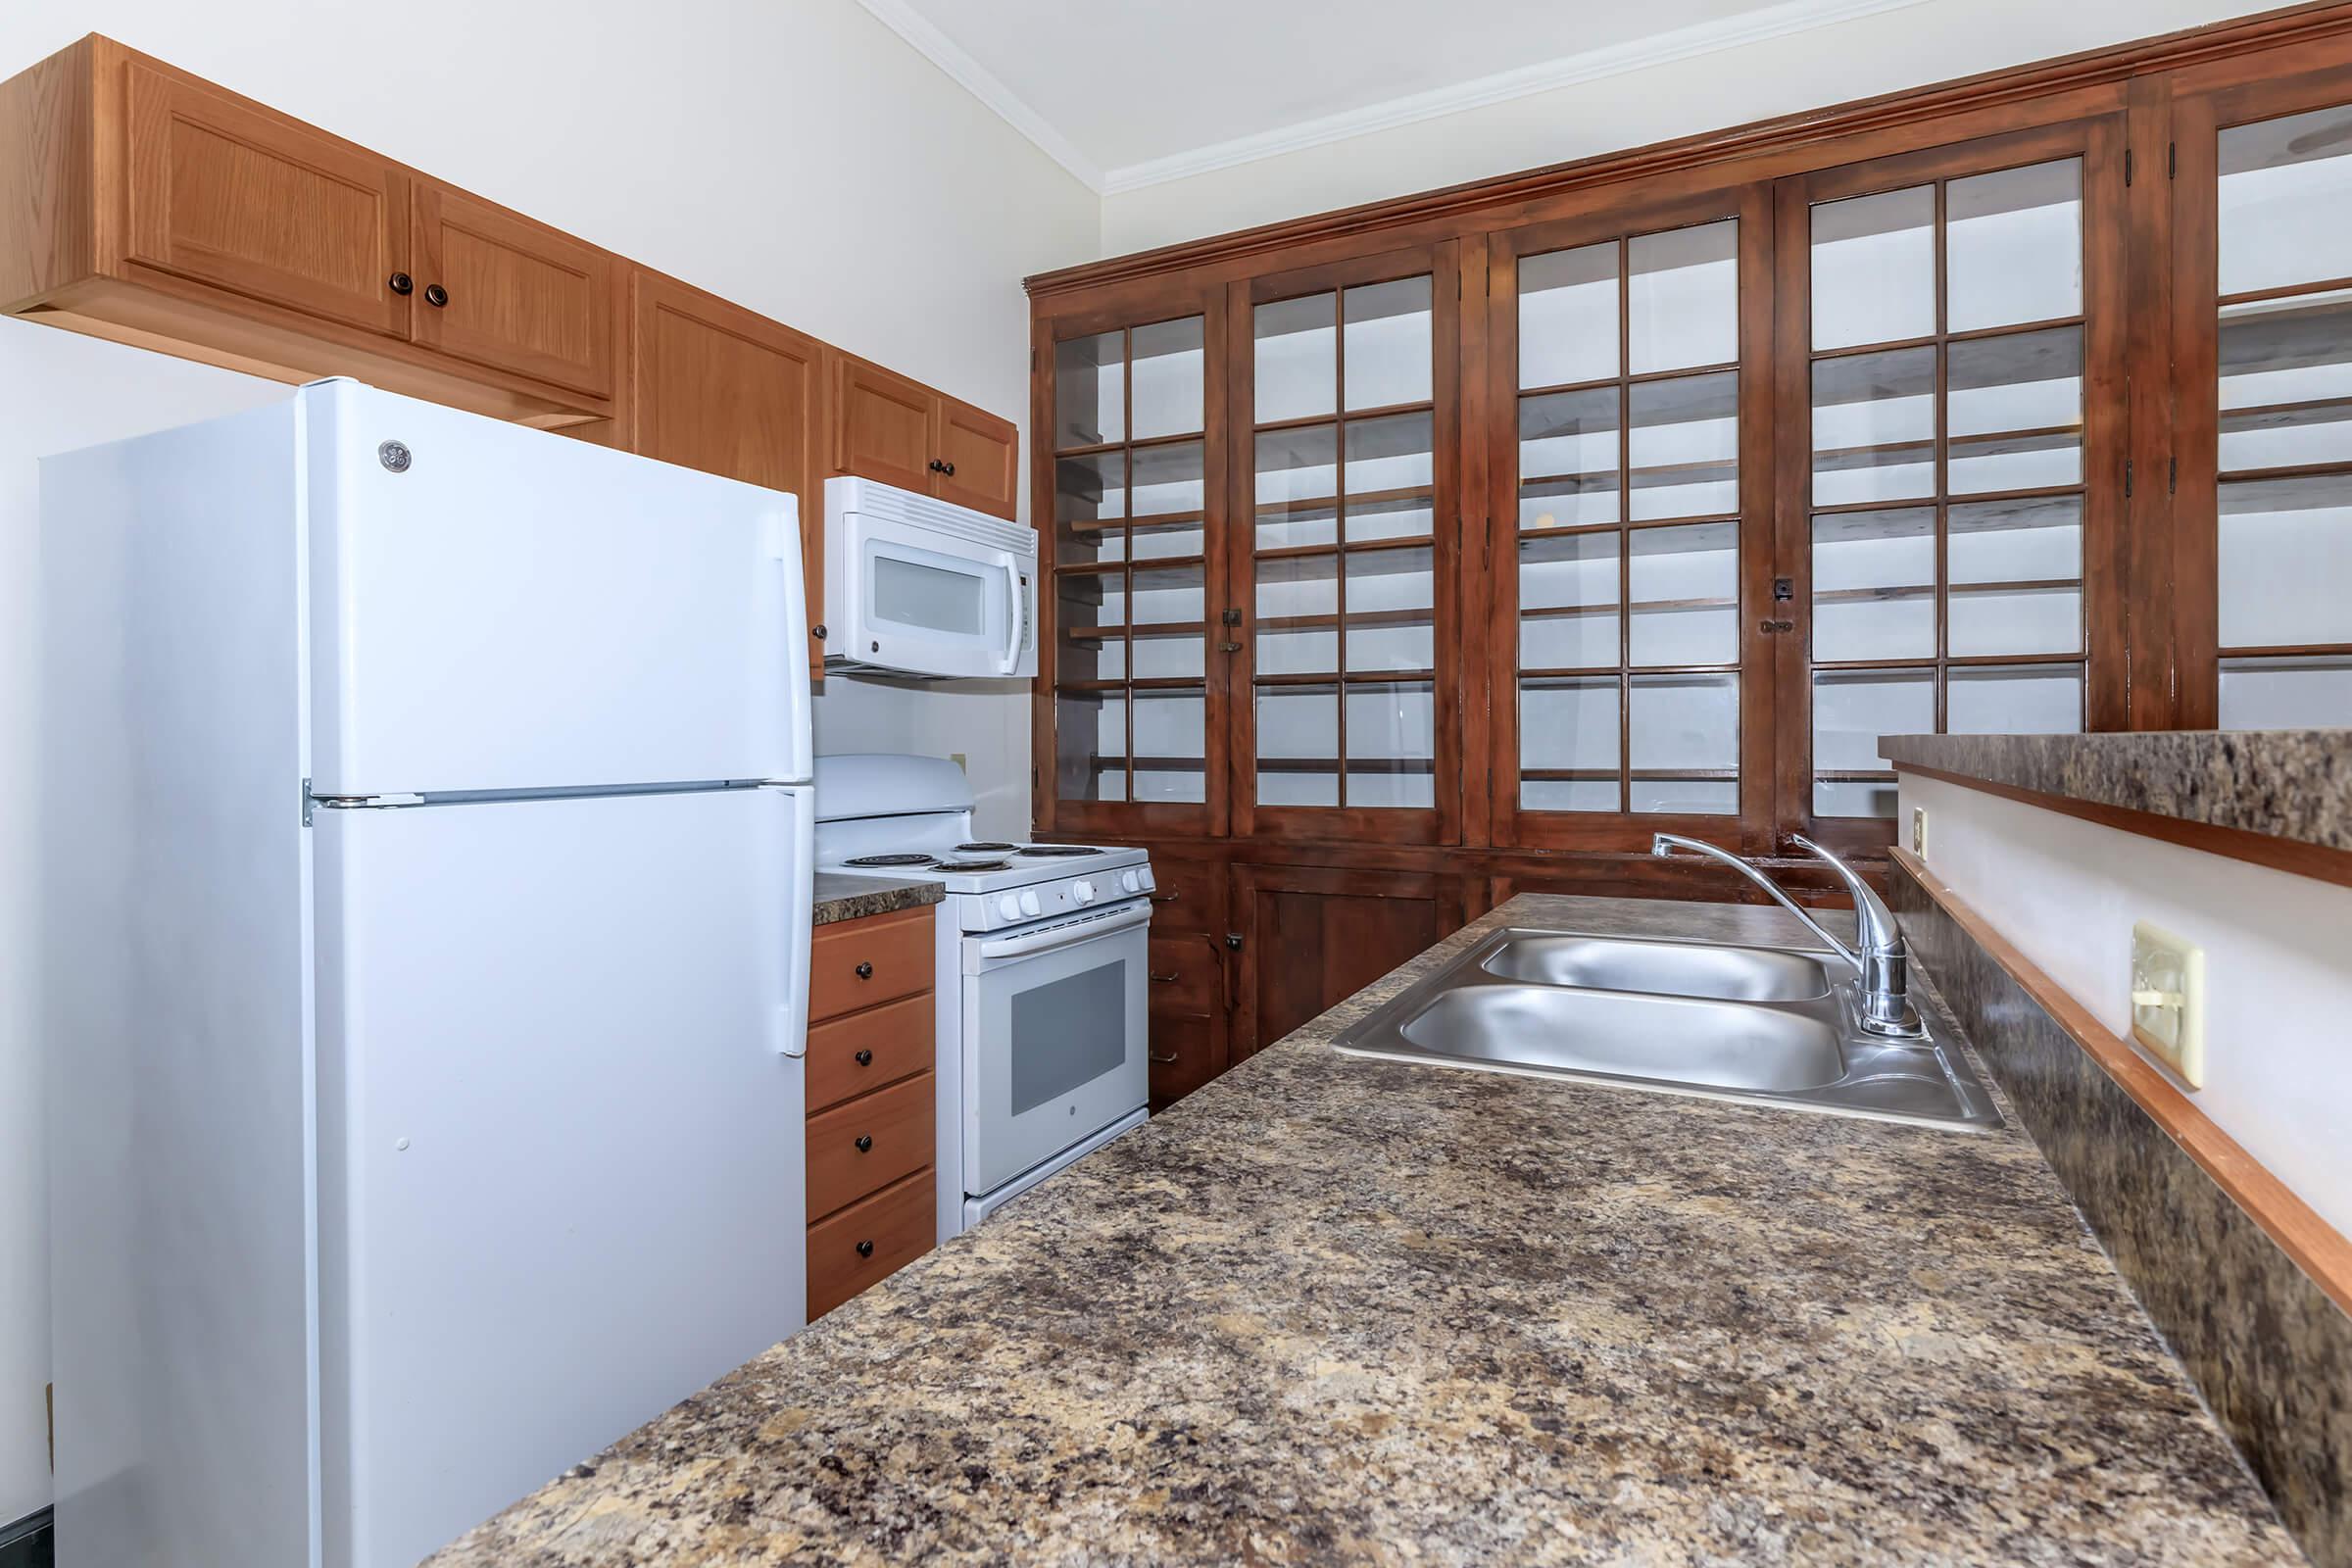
[1002,558,1027,674]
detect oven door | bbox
[960,901,1149,1198]
[842,512,1034,679]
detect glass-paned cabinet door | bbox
[2173,64,2352,727]
[1237,248,1458,841]
[1781,120,2125,844]
[1489,191,1772,849]
[1041,297,1223,833]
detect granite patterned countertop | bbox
[1881,728,2352,853]
[425,895,2299,1567]
[811,871,943,927]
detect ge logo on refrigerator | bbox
[377,440,413,473]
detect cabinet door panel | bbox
[630,271,826,669]
[834,358,936,494]
[933,396,1020,517]
[123,61,409,336]
[412,183,616,398]
[1234,865,1453,1058]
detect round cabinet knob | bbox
[1120,870,1142,895]
[854,1134,873,1152]
[387,271,414,295]
[998,893,1022,922]
[854,1049,873,1065]
[856,1239,874,1258]
[855,961,874,979]
[1019,890,1042,916]
[1071,879,1097,906]
[422,282,449,308]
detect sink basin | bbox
[1332,926,2001,1131]
[1480,934,1833,1003]
[1398,986,1845,1093]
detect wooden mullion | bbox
[1333,287,1350,807]
[2216,273,2352,307]
[1933,173,1952,737]
[1616,236,1633,816]
[2214,640,2352,659]
[2082,109,2132,731]
[2125,71,2180,729]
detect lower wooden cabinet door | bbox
[1233,865,1462,1060]
[808,1167,933,1318]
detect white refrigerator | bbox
[40,380,816,1568]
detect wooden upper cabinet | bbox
[933,396,1019,516]
[629,269,827,670]
[122,59,411,337]
[834,354,1021,519]
[411,184,616,398]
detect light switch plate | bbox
[2130,920,2206,1088]
[1910,806,1929,858]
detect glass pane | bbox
[1129,440,1204,560]
[1946,160,2082,332]
[1131,564,1204,679]
[1346,682,1436,808]
[1055,450,1125,565]
[1812,508,1936,662]
[1949,585,2082,656]
[1255,555,1339,677]
[1256,423,1339,550]
[1629,220,1738,373]
[2219,472,2352,648]
[1948,494,2082,584]
[1130,562,1204,631]
[1812,667,1931,816]
[1947,664,2082,733]
[1628,522,1737,665]
[1346,548,1435,673]
[1054,330,1122,448]
[1813,347,1936,506]
[2220,291,2352,473]
[1812,185,1935,351]
[1255,293,1337,423]
[1255,684,1339,807]
[1629,372,1738,520]
[1519,531,1621,669]
[1947,326,2082,494]
[1130,317,1204,440]
[1520,677,1620,811]
[2219,104,2352,298]
[1518,387,1620,529]
[1519,242,1618,388]
[1132,687,1206,802]
[1344,276,1433,410]
[1055,570,1125,684]
[1348,491,1436,545]
[1630,672,1737,814]
[2220,654,2352,727]
[1345,411,1436,515]
[1055,690,1126,803]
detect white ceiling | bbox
[854,0,1929,193]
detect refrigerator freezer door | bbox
[314,786,808,1568]
[304,380,811,796]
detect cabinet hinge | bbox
[2126,148,2133,186]
[301,777,313,827]
[2170,457,2178,494]
[2169,141,2177,178]
[2125,458,2134,498]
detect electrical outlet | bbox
[949,752,967,773]
[2130,920,2206,1088]
[1910,806,1929,858]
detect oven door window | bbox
[964,921,1147,1197]
[1009,962,1128,1114]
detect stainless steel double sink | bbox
[1332,929,2002,1131]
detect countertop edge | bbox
[811,872,945,926]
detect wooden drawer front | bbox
[807,992,933,1114]
[1147,935,1220,1015]
[412,183,616,398]
[809,906,932,1022]
[1145,858,1219,934]
[808,1167,933,1319]
[808,1072,933,1220]
[1148,1012,1218,1109]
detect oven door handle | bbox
[976,900,1152,960]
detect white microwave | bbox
[821,477,1036,679]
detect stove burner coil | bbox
[1016,845,1102,858]
[841,853,935,867]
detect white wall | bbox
[0,0,1096,1525]
[1903,774,2352,1240]
[1101,0,2277,254]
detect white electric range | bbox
[813,754,1152,1240]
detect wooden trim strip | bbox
[1890,846,2352,1316]
[1027,1,2352,299]
[1896,760,2352,890]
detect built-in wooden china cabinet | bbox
[1028,2,2352,1105]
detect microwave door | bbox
[855,521,1023,678]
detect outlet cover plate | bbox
[1910,806,1928,858]
[2131,920,2206,1088]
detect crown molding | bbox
[851,0,1107,190]
[856,0,1931,200]
[1099,0,1933,194]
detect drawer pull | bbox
[855,961,874,980]
[854,1134,873,1152]
[855,1048,874,1065]
[1149,1050,1179,1064]
[856,1239,874,1258]
[1149,892,1179,904]
[1149,971,1180,983]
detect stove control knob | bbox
[1119,869,1143,895]
[997,893,1022,922]
[1019,890,1042,916]
[1072,879,1098,906]
[1139,867,1156,891]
